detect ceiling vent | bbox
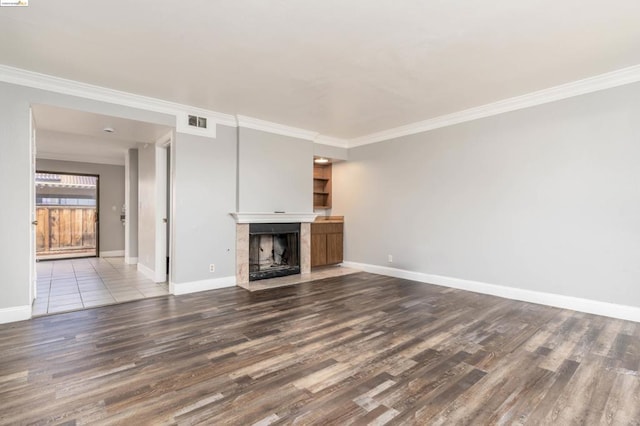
[188,115,207,129]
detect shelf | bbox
[313,163,332,209]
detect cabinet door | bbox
[311,233,327,267]
[326,233,343,265]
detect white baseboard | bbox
[136,263,166,283]
[171,275,236,295]
[342,261,640,323]
[0,305,31,324]
[124,256,138,265]
[100,250,125,258]
[137,263,156,281]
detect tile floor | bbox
[33,257,169,316]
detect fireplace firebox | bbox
[249,223,300,281]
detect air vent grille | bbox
[188,115,207,129]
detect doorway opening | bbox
[35,171,99,260]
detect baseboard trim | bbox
[171,276,236,296]
[124,256,138,265]
[137,263,155,281]
[100,250,125,258]
[342,261,640,323]
[0,305,31,324]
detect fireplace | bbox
[231,212,315,286]
[249,223,300,281]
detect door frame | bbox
[29,107,36,304]
[34,170,100,260]
[154,131,173,284]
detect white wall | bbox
[238,127,313,213]
[333,82,640,310]
[137,143,156,274]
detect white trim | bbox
[237,115,319,141]
[29,107,36,304]
[137,262,155,281]
[342,261,640,323]
[124,256,138,265]
[154,140,168,285]
[0,305,31,324]
[349,64,640,147]
[314,135,350,148]
[154,269,167,283]
[168,134,176,293]
[100,250,125,257]
[0,64,237,128]
[138,261,165,283]
[37,150,125,166]
[171,275,236,295]
[231,212,318,223]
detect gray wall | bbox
[0,81,173,310]
[333,82,640,308]
[137,143,156,272]
[238,127,313,212]
[0,83,31,309]
[172,127,237,284]
[36,159,125,253]
[126,148,139,259]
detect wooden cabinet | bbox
[311,233,327,266]
[311,221,343,267]
[326,233,343,265]
[313,163,332,209]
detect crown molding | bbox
[236,115,349,147]
[0,64,238,128]
[6,63,640,150]
[236,115,319,141]
[349,63,640,147]
[314,135,349,148]
[0,64,345,148]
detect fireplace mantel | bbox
[230,212,317,224]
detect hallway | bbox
[33,257,169,316]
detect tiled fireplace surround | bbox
[232,213,316,286]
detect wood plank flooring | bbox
[0,272,639,425]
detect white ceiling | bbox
[2,1,640,139]
[33,104,172,165]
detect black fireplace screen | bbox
[249,223,300,281]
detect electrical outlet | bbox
[388,254,393,263]
[209,264,215,272]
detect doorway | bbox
[35,171,99,260]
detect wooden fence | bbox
[36,207,96,256]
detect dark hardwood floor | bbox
[1,272,639,425]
